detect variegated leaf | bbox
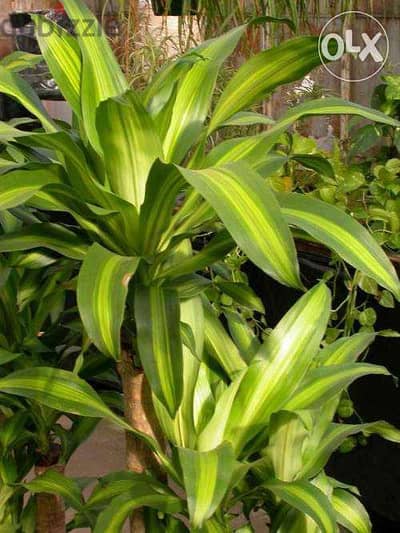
[77,243,139,359]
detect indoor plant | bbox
[0,0,400,530]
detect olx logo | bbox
[321,30,383,62]
[318,11,389,83]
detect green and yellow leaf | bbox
[77,243,139,359]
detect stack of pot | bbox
[0,1,13,57]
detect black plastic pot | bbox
[151,0,197,16]
[9,11,32,29]
[9,10,49,29]
[9,10,49,54]
[0,94,32,124]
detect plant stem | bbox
[344,271,361,336]
[118,350,165,532]
[35,463,66,533]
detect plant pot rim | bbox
[151,0,198,16]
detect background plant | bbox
[0,246,97,532]
[252,113,400,456]
[0,206,125,531]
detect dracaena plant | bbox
[0,0,400,528]
[0,0,398,410]
[1,283,399,531]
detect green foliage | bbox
[0,0,396,416]
[0,249,105,530]
[0,0,399,531]
[279,74,400,254]
[2,286,397,531]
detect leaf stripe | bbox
[0,223,88,260]
[163,26,246,163]
[332,489,372,533]
[316,332,375,366]
[223,284,330,453]
[61,0,128,151]
[178,443,235,528]
[302,420,400,478]
[77,244,139,359]
[209,36,321,132]
[286,363,390,410]
[263,479,337,533]
[0,166,61,210]
[135,285,183,416]
[279,194,400,298]
[0,66,56,131]
[32,15,82,117]
[179,163,301,288]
